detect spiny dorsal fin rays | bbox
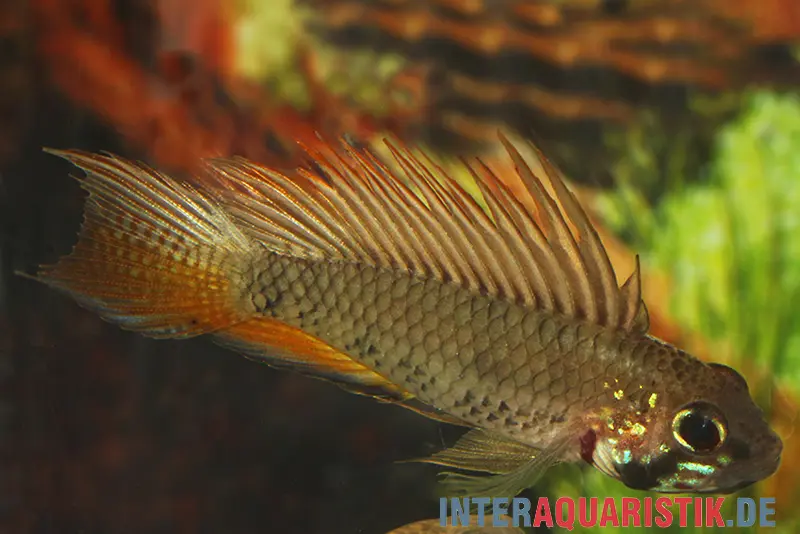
[319,144,413,269]
[354,149,447,279]
[226,159,359,259]
[384,141,482,290]
[366,149,462,283]
[386,143,484,290]
[339,144,426,272]
[477,147,574,315]
[207,161,333,259]
[297,166,382,264]
[427,153,521,301]
[471,158,555,310]
[620,255,648,334]
[205,135,647,334]
[498,135,590,320]
[357,149,450,281]
[520,139,621,326]
[421,161,501,296]
[463,160,537,307]
[387,137,641,332]
[297,144,394,267]
[343,146,427,274]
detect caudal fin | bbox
[38,149,257,338]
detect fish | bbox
[34,134,782,497]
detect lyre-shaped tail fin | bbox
[37,149,257,338]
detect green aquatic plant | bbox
[653,92,800,389]
[544,91,800,532]
[233,0,312,109]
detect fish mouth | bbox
[613,453,681,492]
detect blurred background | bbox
[1,0,799,532]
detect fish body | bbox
[36,136,781,496]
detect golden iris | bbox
[672,402,727,454]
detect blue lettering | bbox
[473,497,491,526]
[439,498,447,527]
[512,498,532,527]
[759,498,776,528]
[493,498,509,527]
[737,498,756,527]
[452,498,470,526]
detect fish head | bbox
[590,363,782,494]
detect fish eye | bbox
[672,402,727,455]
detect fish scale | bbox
[37,140,782,496]
[241,250,684,446]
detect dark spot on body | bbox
[265,294,282,309]
[470,407,481,416]
[463,391,474,403]
[505,418,518,426]
[498,401,510,412]
[413,367,426,377]
[420,383,428,392]
[486,413,499,422]
[366,344,378,355]
[429,376,437,386]
[481,397,491,407]
[550,414,566,424]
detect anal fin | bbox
[390,398,470,427]
[215,317,472,426]
[213,316,409,396]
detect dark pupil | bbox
[679,412,721,452]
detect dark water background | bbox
[0,61,464,534]
[3,1,798,532]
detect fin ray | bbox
[210,135,647,332]
[432,432,572,498]
[409,429,538,474]
[38,149,257,338]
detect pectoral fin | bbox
[410,429,570,498]
[409,429,538,474]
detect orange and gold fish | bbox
[34,136,781,496]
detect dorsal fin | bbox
[207,134,647,333]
